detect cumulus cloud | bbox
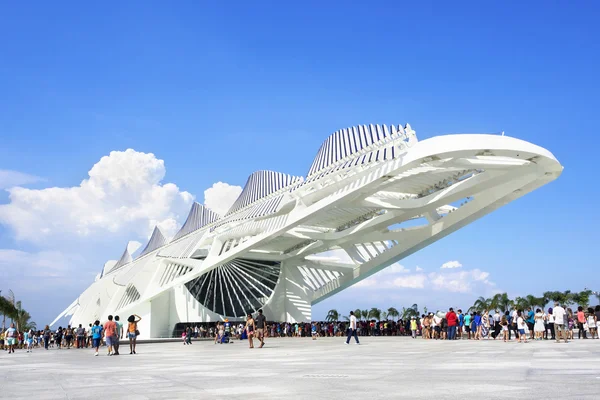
[441,260,462,269]
[0,169,43,189]
[203,182,243,216]
[0,249,82,279]
[353,265,495,294]
[0,149,193,242]
[378,263,410,275]
[415,266,423,271]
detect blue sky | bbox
[0,1,598,324]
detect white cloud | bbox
[415,266,423,271]
[378,263,410,275]
[351,265,495,294]
[391,274,428,289]
[0,249,82,279]
[441,260,462,269]
[0,169,43,189]
[203,182,243,216]
[0,149,194,242]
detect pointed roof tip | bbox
[138,226,168,258]
[172,202,220,242]
[225,170,303,216]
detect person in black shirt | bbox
[255,309,267,348]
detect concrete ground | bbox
[1,337,600,399]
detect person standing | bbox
[114,315,123,355]
[410,317,417,338]
[576,306,587,339]
[245,313,256,349]
[553,302,567,343]
[492,310,501,339]
[516,311,528,343]
[103,315,117,356]
[464,313,472,340]
[546,308,555,340]
[26,329,34,352]
[255,309,267,348]
[511,307,519,341]
[446,308,457,340]
[526,308,535,340]
[457,309,464,339]
[345,311,360,345]
[76,324,85,349]
[127,314,141,354]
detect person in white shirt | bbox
[511,307,519,341]
[517,310,528,343]
[345,311,360,345]
[553,302,567,343]
[492,310,502,339]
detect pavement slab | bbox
[1,337,600,399]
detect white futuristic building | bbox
[53,124,562,337]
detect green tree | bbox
[469,296,491,313]
[401,306,419,319]
[326,309,339,322]
[572,290,593,309]
[361,309,369,321]
[14,303,36,332]
[387,307,399,320]
[354,309,362,320]
[491,293,513,312]
[368,307,382,321]
[0,295,18,326]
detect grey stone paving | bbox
[2,337,600,399]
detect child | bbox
[311,322,317,340]
[501,315,509,342]
[410,317,418,338]
[517,311,528,343]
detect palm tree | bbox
[387,307,399,321]
[354,309,362,320]
[513,296,528,310]
[15,305,36,332]
[572,290,593,308]
[361,309,369,321]
[0,296,17,317]
[469,296,491,313]
[491,293,512,312]
[368,307,382,321]
[326,309,339,322]
[381,311,388,321]
[401,306,419,320]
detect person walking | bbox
[91,320,102,356]
[5,323,18,354]
[103,315,117,356]
[255,309,267,348]
[127,314,141,354]
[42,325,51,350]
[345,311,360,345]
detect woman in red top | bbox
[576,306,587,339]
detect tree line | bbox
[325,290,599,322]
[0,294,36,332]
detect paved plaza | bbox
[2,337,600,399]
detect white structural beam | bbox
[55,127,563,336]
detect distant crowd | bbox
[2,304,599,356]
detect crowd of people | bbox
[2,304,599,355]
[0,313,142,356]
